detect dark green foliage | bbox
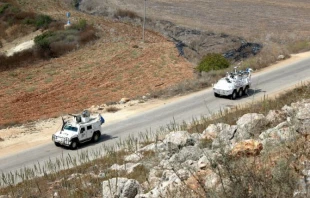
[0,3,9,14]
[34,31,55,49]
[197,53,230,72]
[71,19,87,30]
[35,14,52,29]
[72,0,80,9]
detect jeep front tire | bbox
[92,132,100,143]
[70,139,78,150]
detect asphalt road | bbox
[1,55,310,177]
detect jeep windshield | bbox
[63,124,78,132]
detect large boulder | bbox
[202,123,233,140]
[169,146,203,165]
[102,178,141,198]
[295,102,310,136]
[137,170,183,198]
[235,113,268,140]
[266,110,286,124]
[259,121,300,143]
[211,124,237,150]
[163,131,194,148]
[185,169,220,195]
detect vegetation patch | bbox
[196,53,230,73]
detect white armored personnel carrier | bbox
[52,110,105,149]
[213,67,253,100]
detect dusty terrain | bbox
[2,51,310,158]
[1,0,310,157]
[81,0,310,40]
[0,0,194,127]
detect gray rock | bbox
[202,123,232,140]
[198,155,209,169]
[266,110,286,124]
[163,131,192,147]
[139,142,166,152]
[190,133,202,144]
[176,169,191,181]
[236,113,268,140]
[124,153,143,162]
[102,178,141,198]
[282,105,295,116]
[110,163,141,174]
[212,125,237,150]
[259,121,299,142]
[295,103,310,135]
[169,146,203,165]
[98,172,106,178]
[204,171,220,189]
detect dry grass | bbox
[0,82,309,197]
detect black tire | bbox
[92,132,100,143]
[54,142,61,147]
[238,88,243,98]
[230,90,237,100]
[244,86,249,96]
[214,92,219,97]
[70,139,78,150]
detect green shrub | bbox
[35,14,52,29]
[34,31,54,49]
[72,19,87,30]
[196,53,230,72]
[72,0,80,9]
[0,3,9,14]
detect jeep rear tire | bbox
[244,86,249,96]
[92,132,100,143]
[70,139,78,150]
[238,88,243,98]
[231,90,237,100]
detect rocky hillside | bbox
[100,99,310,198]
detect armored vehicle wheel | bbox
[92,132,100,143]
[244,86,249,96]
[214,92,219,97]
[231,90,237,100]
[238,88,243,98]
[70,139,78,150]
[54,142,61,147]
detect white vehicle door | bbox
[78,127,88,141]
[86,125,94,139]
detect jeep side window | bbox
[80,127,85,133]
[87,125,92,130]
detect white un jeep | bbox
[52,110,105,149]
[213,67,253,100]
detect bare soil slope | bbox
[0,0,193,126]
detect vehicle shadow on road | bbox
[247,88,265,97]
